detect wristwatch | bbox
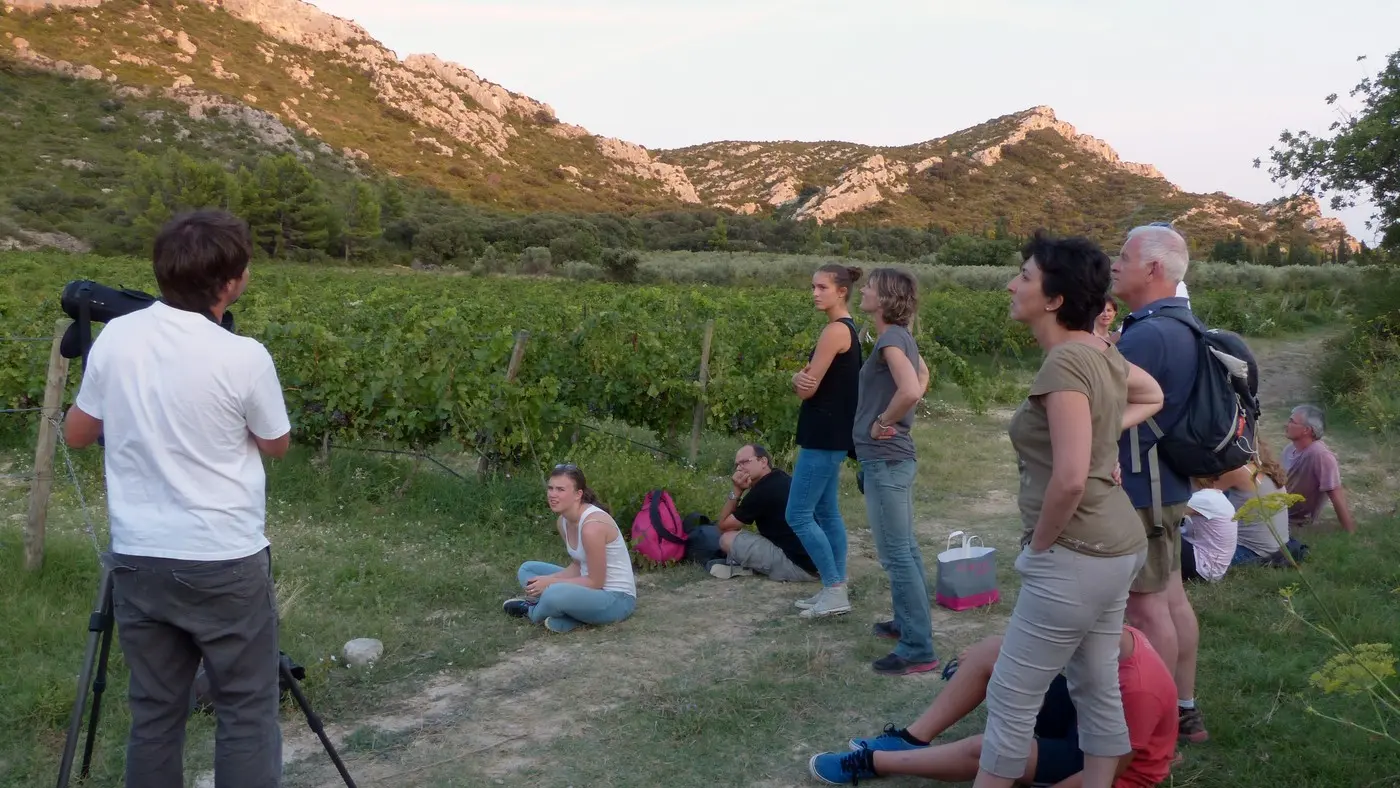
[728,490,740,501]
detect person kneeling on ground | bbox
[808,625,1178,787]
[502,464,637,634]
[692,444,820,584]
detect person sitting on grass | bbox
[1179,478,1238,584]
[807,625,1178,787]
[1282,404,1357,534]
[698,444,820,583]
[502,464,637,634]
[1223,437,1307,567]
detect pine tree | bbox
[379,179,406,224]
[121,150,236,249]
[343,181,382,261]
[237,155,332,258]
[707,217,729,251]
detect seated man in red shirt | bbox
[808,625,1177,787]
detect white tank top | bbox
[562,505,637,598]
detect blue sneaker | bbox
[848,723,929,752]
[809,745,878,784]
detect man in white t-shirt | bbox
[64,210,292,788]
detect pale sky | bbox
[315,0,1397,244]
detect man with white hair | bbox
[1283,404,1357,534]
[1110,223,1209,746]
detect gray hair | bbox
[1291,404,1326,440]
[1126,224,1190,284]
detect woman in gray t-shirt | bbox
[1224,438,1293,563]
[849,267,937,676]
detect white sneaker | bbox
[794,590,825,609]
[709,562,753,579]
[799,585,852,618]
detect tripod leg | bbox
[56,568,114,788]
[280,658,357,788]
[79,604,116,779]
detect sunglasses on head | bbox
[553,463,578,472]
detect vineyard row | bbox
[0,253,1351,465]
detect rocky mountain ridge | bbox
[1,0,1355,250]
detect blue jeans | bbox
[785,447,850,586]
[860,459,936,663]
[517,561,636,633]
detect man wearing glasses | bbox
[703,444,819,585]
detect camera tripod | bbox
[56,566,358,787]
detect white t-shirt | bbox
[1183,488,1237,582]
[1176,280,1190,303]
[74,301,291,560]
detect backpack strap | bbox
[1129,422,1167,531]
[1127,304,1200,533]
[648,489,687,546]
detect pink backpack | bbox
[631,489,688,564]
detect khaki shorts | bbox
[729,531,817,583]
[1130,503,1189,595]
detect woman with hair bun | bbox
[788,264,864,619]
[503,464,638,633]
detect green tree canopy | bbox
[1258,50,1400,251]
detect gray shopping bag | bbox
[934,530,1000,611]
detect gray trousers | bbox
[108,547,283,787]
[979,544,1147,778]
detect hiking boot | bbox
[707,559,753,579]
[872,620,900,640]
[871,652,940,676]
[849,723,929,753]
[800,585,852,618]
[1178,706,1209,743]
[809,744,878,784]
[502,598,533,618]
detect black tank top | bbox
[795,317,862,451]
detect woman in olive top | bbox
[973,231,1164,788]
[789,264,864,618]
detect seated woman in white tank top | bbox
[502,464,637,634]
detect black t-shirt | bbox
[733,469,817,575]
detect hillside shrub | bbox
[1319,270,1400,434]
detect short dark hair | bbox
[741,443,772,469]
[1020,229,1113,333]
[152,210,253,313]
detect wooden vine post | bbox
[478,330,530,478]
[26,318,73,572]
[688,320,716,465]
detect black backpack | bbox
[1129,306,1261,526]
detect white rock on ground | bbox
[342,637,383,667]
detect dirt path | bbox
[1250,330,1337,413]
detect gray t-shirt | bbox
[852,325,919,462]
[1226,476,1290,557]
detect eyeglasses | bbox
[1148,221,1173,227]
[553,463,578,472]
